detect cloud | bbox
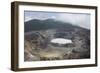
[50,16,56,19]
[56,13,90,29]
[25,16,34,22]
[25,15,57,22]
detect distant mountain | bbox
[24,19,89,32]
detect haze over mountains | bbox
[25,11,90,29]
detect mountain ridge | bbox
[24,19,89,32]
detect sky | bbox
[24,11,90,29]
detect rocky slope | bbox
[24,19,90,61]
